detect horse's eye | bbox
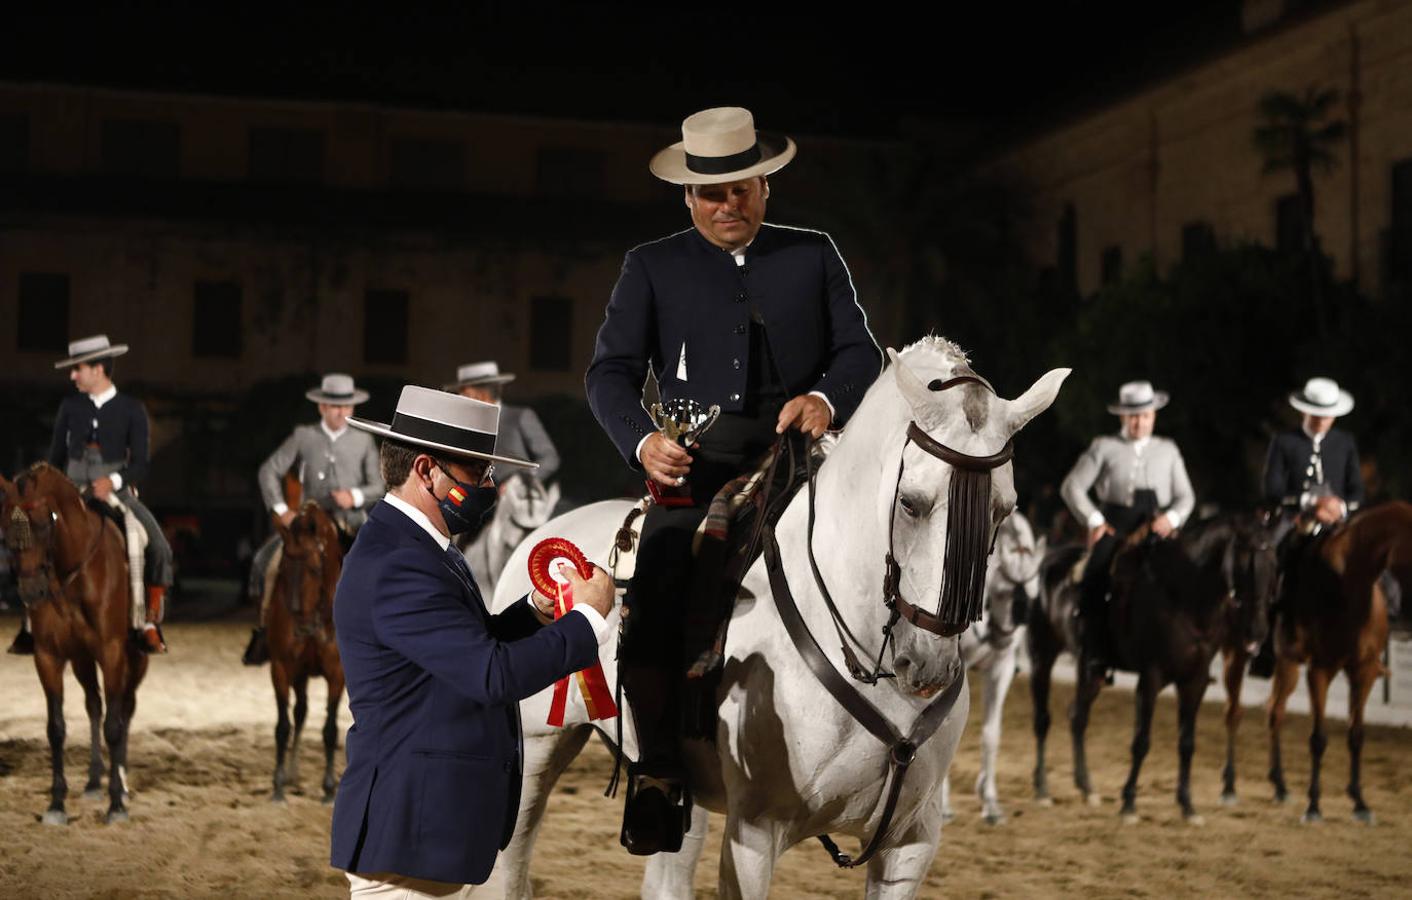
[900,497,918,518]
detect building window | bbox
[1275,193,1304,254]
[535,146,606,196]
[17,273,70,352]
[1181,221,1216,261]
[1056,204,1077,296]
[192,280,243,358]
[0,113,28,172]
[101,119,180,178]
[390,138,465,190]
[529,296,573,372]
[248,127,325,183]
[1100,245,1123,286]
[1389,158,1412,285]
[364,290,409,365]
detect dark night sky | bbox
[2,2,1284,143]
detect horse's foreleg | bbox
[1302,665,1332,823]
[939,772,953,823]
[1220,649,1245,805]
[1175,674,1208,824]
[271,662,291,803]
[1029,630,1057,805]
[864,799,944,900]
[321,670,344,804]
[288,673,309,790]
[1119,672,1159,823]
[100,655,132,824]
[642,802,709,900]
[71,656,106,798]
[1266,656,1300,803]
[487,725,593,900]
[1069,667,1103,804]
[717,813,782,900]
[976,655,1014,824]
[35,653,69,825]
[1345,659,1379,824]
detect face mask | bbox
[427,464,497,535]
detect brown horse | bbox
[1216,520,1279,805]
[1,462,148,825]
[1267,501,1412,824]
[267,501,345,803]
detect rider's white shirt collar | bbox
[1302,422,1327,447]
[382,492,450,551]
[90,384,118,409]
[1120,430,1151,455]
[321,421,348,442]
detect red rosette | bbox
[528,537,592,597]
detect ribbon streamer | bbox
[530,538,618,726]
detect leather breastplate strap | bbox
[764,524,965,869]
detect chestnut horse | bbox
[1,462,148,825]
[267,501,346,803]
[1267,501,1412,824]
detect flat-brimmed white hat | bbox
[305,373,370,405]
[443,361,516,392]
[1107,380,1169,415]
[54,334,129,369]
[349,385,537,468]
[1289,377,1354,418]
[649,107,796,186]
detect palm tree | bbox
[1253,85,1347,338]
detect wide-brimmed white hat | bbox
[649,107,796,186]
[443,360,516,392]
[305,373,370,405]
[54,334,129,368]
[349,385,536,468]
[1106,380,1169,415]
[1289,377,1354,418]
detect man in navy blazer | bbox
[585,107,881,854]
[329,386,614,895]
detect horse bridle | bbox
[766,374,1015,869]
[7,480,104,608]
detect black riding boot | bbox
[242,628,269,666]
[8,622,34,655]
[619,663,690,856]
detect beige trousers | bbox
[346,871,481,898]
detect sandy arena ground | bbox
[1,616,1409,898]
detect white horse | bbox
[939,511,1045,825]
[464,473,559,596]
[487,338,1068,899]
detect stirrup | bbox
[137,623,168,655]
[242,628,270,666]
[620,769,690,856]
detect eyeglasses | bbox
[438,461,495,487]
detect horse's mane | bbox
[899,335,972,373]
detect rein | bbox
[768,373,1013,868]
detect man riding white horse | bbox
[585,106,881,854]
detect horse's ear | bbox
[1034,534,1048,559]
[888,347,940,424]
[1004,368,1071,436]
[546,481,561,509]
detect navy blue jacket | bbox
[1263,427,1364,507]
[329,500,597,885]
[586,223,881,467]
[48,392,150,486]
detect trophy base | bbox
[647,479,696,508]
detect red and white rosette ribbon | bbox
[529,537,618,727]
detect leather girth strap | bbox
[763,524,965,869]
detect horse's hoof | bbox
[41,809,68,827]
[105,808,129,825]
[1219,792,1238,807]
[1120,810,1139,826]
[1273,790,1289,805]
[322,793,336,807]
[984,811,1007,826]
[1353,808,1375,826]
[270,794,287,806]
[1184,813,1206,827]
[1085,793,1102,807]
[1035,795,1054,808]
[83,788,105,802]
[940,810,956,824]
[1300,809,1323,824]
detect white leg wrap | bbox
[107,495,148,628]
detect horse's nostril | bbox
[895,656,911,671]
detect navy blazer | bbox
[329,500,597,886]
[586,223,881,467]
[48,392,151,486]
[1263,427,1364,507]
